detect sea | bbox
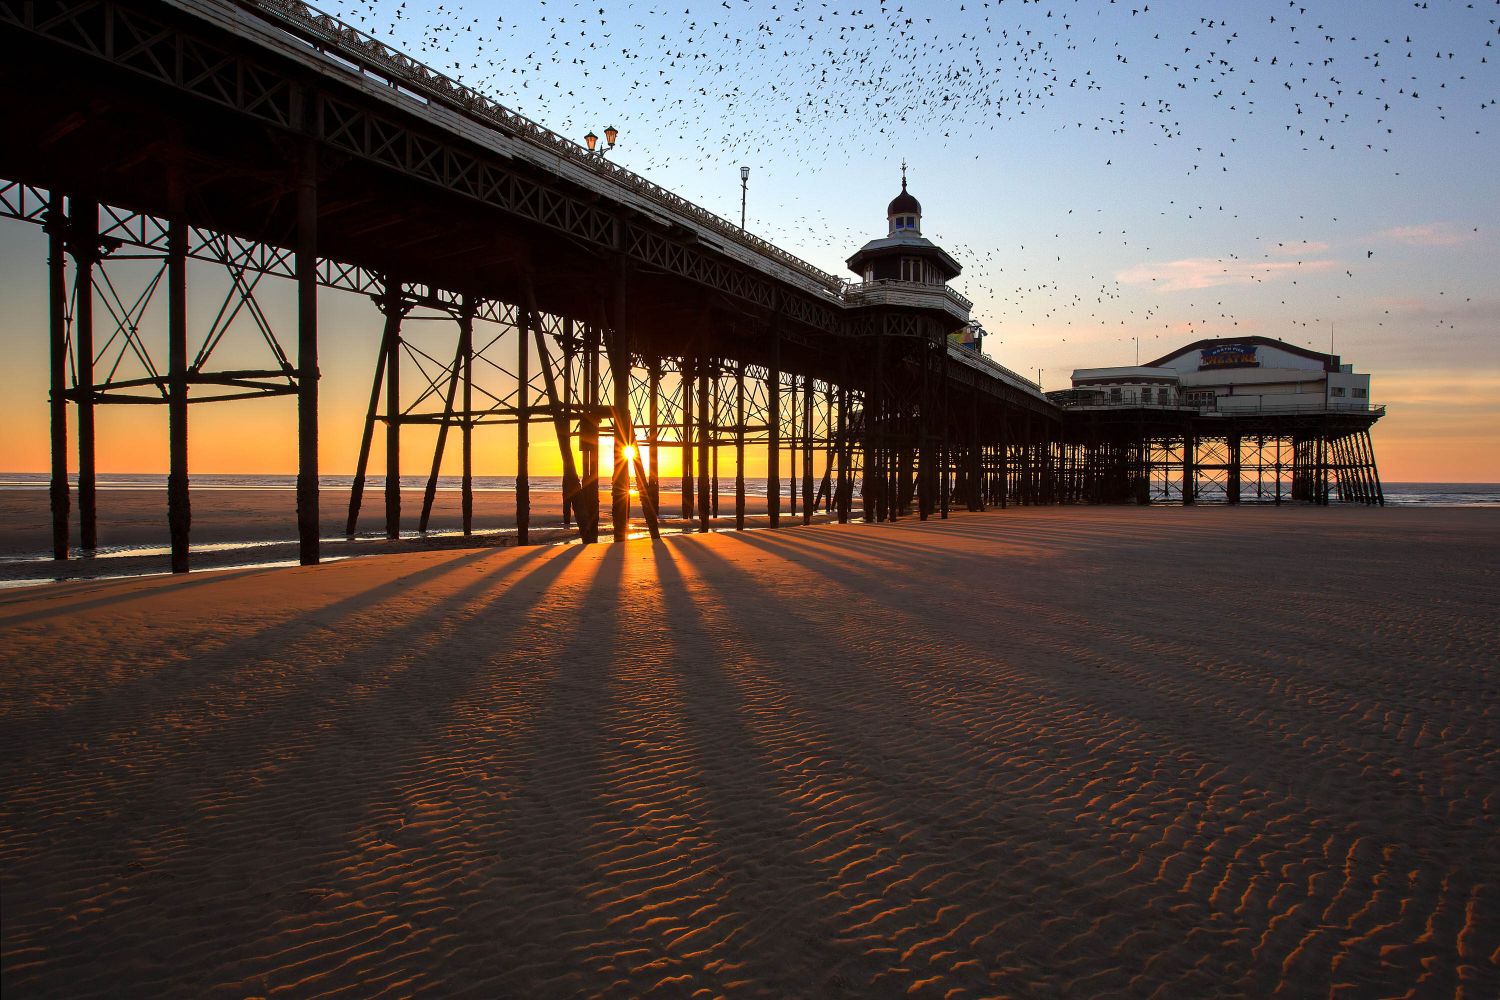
[1,474,1496,506]
[0,476,1494,509]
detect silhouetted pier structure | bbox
[1,0,1383,574]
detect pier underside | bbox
[1055,408,1385,507]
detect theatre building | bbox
[1066,337,1373,413]
[1048,336,1385,505]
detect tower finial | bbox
[901,158,908,190]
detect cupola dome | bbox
[886,163,923,236]
[887,177,921,217]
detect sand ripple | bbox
[1,507,1497,997]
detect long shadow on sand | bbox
[0,563,288,627]
[0,545,594,996]
[1,547,510,762]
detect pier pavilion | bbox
[1051,337,1385,505]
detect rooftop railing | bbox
[845,278,975,313]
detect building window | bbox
[1110,387,1122,403]
[1158,387,1170,405]
[1331,387,1346,397]
[901,258,923,282]
[1353,387,1367,398]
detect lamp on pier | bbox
[740,165,750,229]
[583,125,619,159]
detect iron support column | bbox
[802,375,814,525]
[647,356,660,512]
[682,356,694,522]
[516,307,530,544]
[1228,431,1242,506]
[940,349,952,518]
[46,194,69,560]
[582,325,601,541]
[912,340,924,521]
[767,324,781,528]
[712,366,721,518]
[561,318,574,526]
[73,199,99,552]
[998,415,1009,508]
[460,301,475,536]
[735,361,746,530]
[864,335,882,522]
[418,335,462,533]
[969,392,981,512]
[532,319,587,540]
[788,374,798,518]
[296,150,320,564]
[836,355,850,523]
[347,285,400,536]
[384,298,402,539]
[1182,427,1196,506]
[609,273,631,541]
[167,194,190,573]
[697,356,711,533]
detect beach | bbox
[1,506,1496,997]
[0,485,780,583]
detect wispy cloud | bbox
[1116,257,1337,292]
[1377,222,1475,248]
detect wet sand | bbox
[0,486,779,582]
[1,506,1497,997]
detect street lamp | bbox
[740,165,750,229]
[583,125,619,159]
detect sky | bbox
[2,0,1496,481]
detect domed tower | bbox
[846,163,962,288]
[887,174,923,236]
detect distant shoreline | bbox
[1,478,1493,588]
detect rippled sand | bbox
[2,506,1496,997]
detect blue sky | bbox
[2,0,1495,478]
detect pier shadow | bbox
[1,546,509,760]
[0,563,287,627]
[1,542,594,997]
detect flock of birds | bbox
[319,0,1495,371]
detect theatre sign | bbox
[1199,344,1260,369]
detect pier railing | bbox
[241,0,848,294]
[947,342,1044,394]
[1049,391,1385,417]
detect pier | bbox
[2,0,1382,576]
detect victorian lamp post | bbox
[583,125,619,159]
[740,165,749,229]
